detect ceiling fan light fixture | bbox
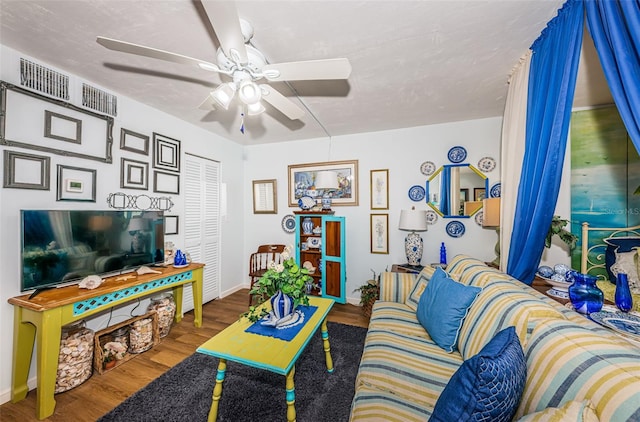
[210,82,235,110]
[238,80,261,105]
[247,101,265,116]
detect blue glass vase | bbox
[615,273,633,312]
[567,271,604,315]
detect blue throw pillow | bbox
[604,237,640,283]
[416,267,481,353]
[429,326,527,422]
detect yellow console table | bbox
[8,263,204,420]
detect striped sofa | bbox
[349,254,640,421]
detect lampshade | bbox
[482,198,501,227]
[247,101,265,116]
[399,209,428,232]
[210,83,235,110]
[238,80,262,104]
[128,217,149,232]
[315,171,339,190]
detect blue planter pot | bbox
[270,290,296,320]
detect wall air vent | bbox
[82,83,117,117]
[20,58,69,100]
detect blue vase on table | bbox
[270,290,296,320]
[615,273,633,312]
[567,271,604,315]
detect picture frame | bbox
[460,188,469,202]
[474,187,486,201]
[252,179,277,214]
[370,169,389,210]
[288,160,359,207]
[164,215,179,235]
[56,164,96,202]
[44,110,82,144]
[153,170,180,194]
[120,128,149,155]
[1,82,114,163]
[152,132,180,172]
[3,150,50,190]
[121,157,149,190]
[370,213,389,254]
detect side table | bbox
[391,264,424,274]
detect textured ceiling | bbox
[0,0,612,145]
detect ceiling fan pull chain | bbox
[240,111,246,134]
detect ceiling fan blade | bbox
[199,0,248,64]
[260,85,305,120]
[198,95,217,111]
[262,58,352,82]
[97,36,221,72]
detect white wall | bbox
[0,44,245,403]
[243,117,504,304]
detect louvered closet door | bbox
[183,153,220,310]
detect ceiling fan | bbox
[96,0,352,121]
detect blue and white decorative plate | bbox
[420,161,436,176]
[477,157,496,172]
[447,146,467,163]
[425,210,438,225]
[474,211,483,226]
[446,220,466,238]
[590,311,640,339]
[490,183,501,198]
[281,214,296,233]
[408,185,426,202]
[298,195,315,210]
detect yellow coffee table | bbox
[196,296,335,422]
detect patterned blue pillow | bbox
[429,326,526,422]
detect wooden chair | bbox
[248,244,286,304]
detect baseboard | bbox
[219,284,249,299]
[0,377,37,405]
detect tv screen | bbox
[20,210,165,292]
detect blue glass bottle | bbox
[440,242,447,265]
[567,271,603,314]
[615,273,633,312]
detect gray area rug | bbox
[98,321,367,422]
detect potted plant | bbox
[243,245,314,322]
[102,341,127,369]
[354,270,380,318]
[545,215,578,251]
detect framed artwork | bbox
[370,169,389,210]
[0,82,114,163]
[164,215,179,235]
[44,110,82,144]
[121,157,149,190]
[253,179,277,214]
[288,160,359,206]
[370,214,389,254]
[152,132,180,172]
[153,170,180,194]
[56,165,96,202]
[3,150,50,190]
[120,128,149,155]
[474,187,486,201]
[460,188,469,202]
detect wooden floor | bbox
[0,289,370,422]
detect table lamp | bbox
[482,197,501,267]
[315,170,339,210]
[399,207,428,266]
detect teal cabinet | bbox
[294,212,346,304]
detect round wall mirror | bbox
[426,164,488,217]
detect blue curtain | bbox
[586,0,640,153]
[440,167,451,215]
[507,0,584,284]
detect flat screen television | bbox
[20,210,165,293]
